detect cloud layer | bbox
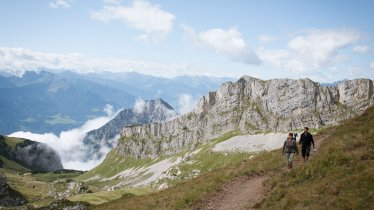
[91,0,175,42]
[9,105,119,170]
[0,47,191,77]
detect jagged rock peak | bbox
[133,98,178,121]
[237,75,261,83]
[82,98,178,161]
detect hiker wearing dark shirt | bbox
[282,133,299,169]
[299,127,315,162]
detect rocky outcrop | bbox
[0,135,63,171]
[118,77,374,159]
[82,98,178,159]
[0,174,27,207]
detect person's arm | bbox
[282,141,286,155]
[299,133,303,145]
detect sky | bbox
[1,0,374,82]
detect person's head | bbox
[288,133,293,140]
[304,127,309,133]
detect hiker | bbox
[282,133,299,169]
[299,127,315,162]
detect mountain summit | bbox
[82,98,178,160]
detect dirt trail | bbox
[192,132,330,210]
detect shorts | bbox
[302,146,311,157]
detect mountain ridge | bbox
[118,76,374,159]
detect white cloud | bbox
[183,26,260,65]
[49,0,72,9]
[0,47,192,77]
[258,28,360,72]
[133,98,146,114]
[178,94,198,114]
[352,45,369,53]
[370,62,374,70]
[9,105,119,170]
[91,0,175,42]
[258,34,277,43]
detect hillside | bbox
[90,105,374,210]
[0,135,63,172]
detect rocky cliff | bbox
[0,135,63,171]
[82,98,178,159]
[118,77,374,159]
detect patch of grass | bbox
[33,172,82,182]
[77,150,158,181]
[0,169,87,208]
[21,117,37,123]
[68,187,152,205]
[262,106,374,210]
[157,130,251,187]
[2,136,24,148]
[45,113,78,125]
[0,155,30,172]
[1,169,52,207]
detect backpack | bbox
[285,139,296,153]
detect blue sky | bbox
[0,0,373,82]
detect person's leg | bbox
[286,153,291,168]
[301,146,306,162]
[289,153,294,168]
[306,146,311,161]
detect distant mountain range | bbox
[0,70,233,134]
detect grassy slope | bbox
[262,106,374,209]
[2,136,24,148]
[0,136,31,172]
[73,130,252,205]
[77,131,242,182]
[91,149,284,209]
[92,106,374,210]
[0,136,84,208]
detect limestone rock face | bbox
[119,77,374,159]
[83,98,178,159]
